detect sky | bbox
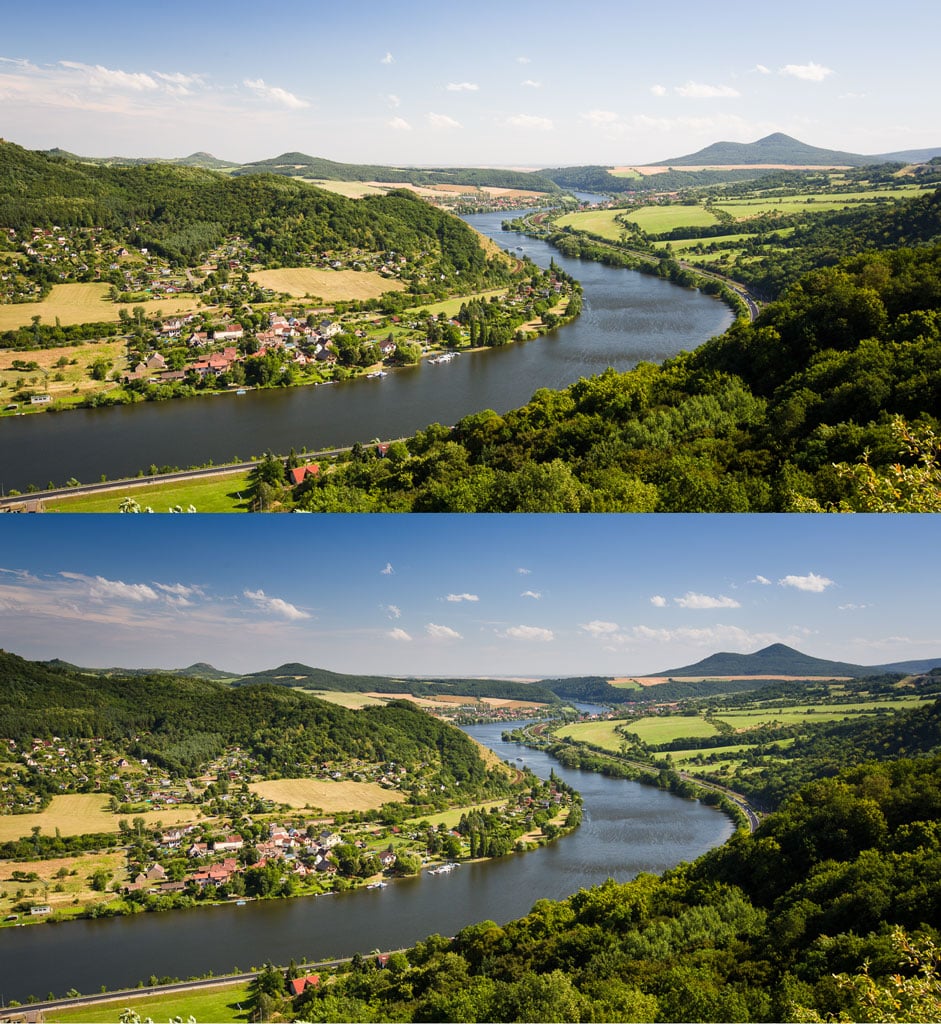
[0,515,938,678]
[1,0,938,167]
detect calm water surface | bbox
[0,722,733,1002]
[0,211,731,492]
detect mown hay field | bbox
[554,719,629,751]
[248,267,406,300]
[0,795,199,841]
[304,690,388,708]
[46,472,253,513]
[0,283,198,331]
[44,984,252,1024]
[247,778,405,812]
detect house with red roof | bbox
[288,974,320,997]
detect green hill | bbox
[653,132,879,167]
[653,643,871,678]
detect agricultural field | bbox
[0,849,126,918]
[0,283,198,331]
[618,204,721,232]
[309,179,392,198]
[246,778,405,812]
[43,984,252,1023]
[553,208,633,241]
[0,338,128,409]
[247,267,406,301]
[554,719,633,751]
[403,799,506,831]
[304,690,388,708]
[45,472,253,513]
[0,795,200,841]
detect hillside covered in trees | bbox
[280,243,941,511]
[273,751,941,1022]
[0,141,502,284]
[0,650,502,796]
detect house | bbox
[379,339,397,358]
[287,464,319,487]
[145,352,167,371]
[213,324,244,342]
[213,835,244,853]
[29,394,52,405]
[288,974,320,997]
[379,851,397,869]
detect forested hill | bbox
[0,141,497,279]
[653,643,873,678]
[652,131,875,167]
[290,243,941,512]
[234,663,560,704]
[290,752,941,1022]
[0,650,496,786]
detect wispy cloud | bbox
[428,112,461,129]
[581,620,620,637]
[674,592,741,610]
[426,623,462,640]
[752,575,772,586]
[582,109,620,126]
[674,81,741,99]
[388,116,412,131]
[382,604,401,619]
[778,573,834,593]
[753,64,771,75]
[447,82,479,92]
[504,625,554,642]
[650,84,667,97]
[650,595,667,607]
[60,572,159,603]
[243,588,310,620]
[388,627,412,641]
[59,60,160,92]
[384,93,401,108]
[780,62,834,82]
[516,56,532,65]
[381,563,395,575]
[243,78,308,109]
[521,79,541,89]
[446,593,479,602]
[521,590,541,600]
[517,568,532,575]
[381,52,395,65]
[505,114,553,131]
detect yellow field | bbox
[304,690,388,708]
[0,283,199,331]
[248,267,407,300]
[247,778,405,811]
[0,850,126,914]
[309,179,392,198]
[0,795,200,841]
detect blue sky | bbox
[0,515,937,677]
[1,0,937,165]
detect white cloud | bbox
[383,604,401,619]
[674,592,741,610]
[582,109,620,126]
[381,563,395,575]
[753,64,771,75]
[426,623,462,640]
[506,114,553,131]
[242,588,310,620]
[675,81,741,99]
[778,573,834,593]
[504,625,554,642]
[243,78,308,109]
[517,567,532,575]
[650,84,667,97]
[59,60,159,92]
[384,93,401,108]
[446,593,479,602]
[521,590,541,600]
[388,117,412,131]
[752,575,772,586]
[839,603,869,611]
[388,627,412,641]
[650,595,667,607]
[60,572,159,603]
[581,620,620,637]
[839,92,866,101]
[447,82,479,92]
[632,623,783,649]
[381,52,395,65]
[428,112,461,129]
[521,79,542,89]
[780,62,834,82]
[516,56,531,64]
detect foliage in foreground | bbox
[270,245,941,511]
[283,755,941,1022]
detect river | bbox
[0,722,733,1003]
[0,211,732,493]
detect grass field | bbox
[247,778,405,812]
[619,205,721,232]
[309,179,392,198]
[0,338,128,407]
[553,209,631,241]
[304,690,388,708]
[0,849,126,916]
[554,720,629,751]
[0,283,199,332]
[44,983,252,1023]
[405,288,507,319]
[46,472,253,513]
[248,267,406,301]
[403,799,506,830]
[0,795,199,841]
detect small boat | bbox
[236,899,247,906]
[366,370,388,379]
[235,389,247,396]
[367,881,388,889]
